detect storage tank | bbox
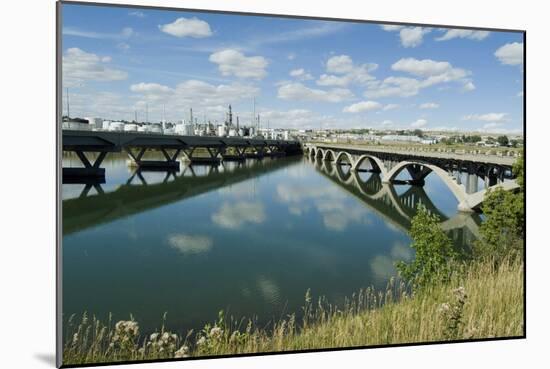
[124,123,138,132]
[109,122,124,131]
[102,120,111,130]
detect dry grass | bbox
[63,256,523,366]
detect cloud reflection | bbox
[211,201,266,229]
[167,233,213,255]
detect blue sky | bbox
[61,3,524,133]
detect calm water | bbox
[62,153,480,335]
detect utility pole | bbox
[146,102,149,124]
[253,97,256,129]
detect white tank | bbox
[150,126,163,134]
[102,120,111,130]
[109,122,124,131]
[137,126,148,132]
[124,123,138,132]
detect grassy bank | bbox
[63,256,523,365]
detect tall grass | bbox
[63,256,523,365]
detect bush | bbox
[396,205,458,290]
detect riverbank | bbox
[63,256,523,365]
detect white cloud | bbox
[420,102,439,109]
[436,29,490,41]
[289,68,313,80]
[483,122,502,129]
[495,42,524,65]
[383,103,399,111]
[343,100,382,113]
[287,53,296,60]
[365,58,472,98]
[167,234,213,255]
[63,27,135,40]
[209,49,268,79]
[317,55,377,87]
[211,201,266,229]
[365,76,422,98]
[130,82,174,97]
[277,82,354,103]
[392,58,465,78]
[411,118,428,128]
[129,79,258,120]
[380,25,404,31]
[400,27,430,48]
[326,55,354,74]
[463,113,508,122]
[463,81,476,91]
[63,48,127,87]
[159,17,213,38]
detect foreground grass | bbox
[63,257,523,365]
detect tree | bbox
[497,135,509,147]
[413,129,424,138]
[396,206,458,290]
[475,154,524,263]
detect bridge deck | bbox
[310,143,517,166]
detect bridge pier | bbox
[125,147,181,171]
[244,145,266,159]
[63,150,108,179]
[182,146,222,165]
[221,146,246,161]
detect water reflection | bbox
[308,155,481,252]
[62,154,480,336]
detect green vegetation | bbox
[396,206,458,289]
[62,155,525,366]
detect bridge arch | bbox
[351,154,388,178]
[323,149,336,161]
[335,151,355,165]
[384,161,471,211]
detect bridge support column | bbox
[405,164,432,186]
[222,146,246,161]
[63,150,108,179]
[126,147,181,171]
[183,146,222,165]
[244,145,266,159]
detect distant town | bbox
[62,104,523,148]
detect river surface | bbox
[62,153,480,335]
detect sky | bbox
[61,3,524,134]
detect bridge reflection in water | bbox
[62,156,301,236]
[308,155,482,254]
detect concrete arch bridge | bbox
[304,143,520,212]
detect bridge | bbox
[62,130,302,179]
[304,143,520,212]
[312,157,482,240]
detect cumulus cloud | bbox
[159,17,213,38]
[399,27,431,47]
[289,68,313,80]
[463,81,476,91]
[277,82,353,103]
[317,55,377,87]
[380,25,404,31]
[381,25,431,47]
[129,79,258,120]
[343,100,382,113]
[212,201,266,229]
[494,42,524,65]
[167,234,213,255]
[463,113,508,122]
[383,104,399,111]
[411,118,428,128]
[420,102,439,109]
[436,29,490,41]
[63,48,127,87]
[365,58,472,98]
[209,49,268,79]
